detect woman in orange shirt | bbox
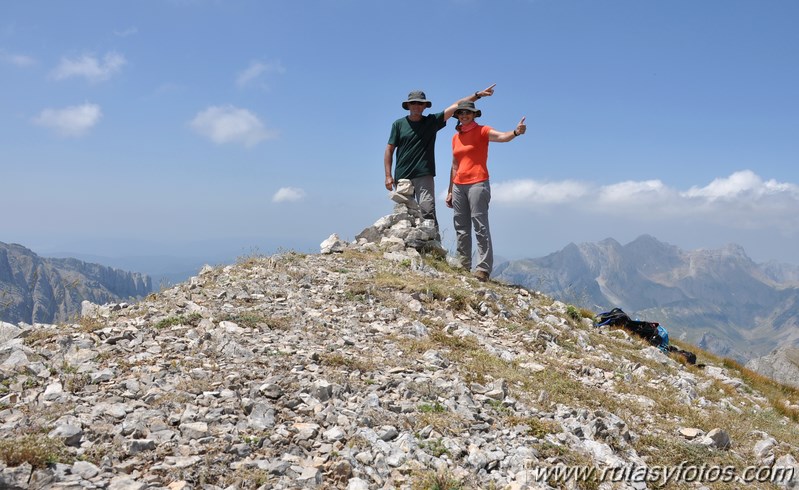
[445,101,526,282]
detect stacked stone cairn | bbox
[321,182,448,262]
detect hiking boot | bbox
[474,270,489,282]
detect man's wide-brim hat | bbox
[454,101,481,117]
[402,90,433,110]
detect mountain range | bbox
[0,241,152,325]
[4,232,798,382]
[494,235,799,363]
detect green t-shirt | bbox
[388,112,447,180]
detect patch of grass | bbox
[319,352,376,373]
[525,361,624,413]
[217,467,271,489]
[505,415,560,439]
[406,380,448,401]
[485,398,512,415]
[272,249,306,265]
[418,402,446,413]
[60,362,78,374]
[371,271,472,311]
[414,411,467,436]
[566,304,581,321]
[443,290,472,312]
[344,284,372,303]
[345,434,371,451]
[463,351,524,388]
[422,253,460,274]
[236,249,268,268]
[175,377,215,395]
[700,378,738,403]
[220,312,271,329]
[76,443,110,466]
[720,357,799,423]
[340,248,381,263]
[0,434,71,468]
[530,448,601,490]
[154,312,203,330]
[427,326,481,353]
[77,315,106,333]
[262,315,292,330]
[418,438,449,457]
[22,328,59,346]
[63,373,90,393]
[151,389,193,407]
[535,440,568,460]
[635,432,717,467]
[411,469,465,490]
[239,433,265,446]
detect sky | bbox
[2,0,798,277]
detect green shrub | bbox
[154,313,203,329]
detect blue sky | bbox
[2,0,798,275]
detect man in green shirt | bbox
[384,85,495,239]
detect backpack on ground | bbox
[594,307,693,362]
[624,319,669,353]
[594,308,630,328]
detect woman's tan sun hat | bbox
[453,100,481,117]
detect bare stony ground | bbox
[1,242,799,489]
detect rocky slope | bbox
[494,235,799,363]
[747,346,799,390]
[0,242,152,325]
[0,207,798,489]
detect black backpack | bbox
[594,308,630,327]
[594,307,697,365]
[595,308,660,340]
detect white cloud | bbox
[32,103,102,137]
[272,187,306,203]
[682,170,799,201]
[236,60,286,88]
[189,105,277,147]
[492,179,589,204]
[0,50,36,67]
[597,179,668,202]
[52,52,126,83]
[490,171,799,233]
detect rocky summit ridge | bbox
[0,242,152,326]
[1,204,798,490]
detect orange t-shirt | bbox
[452,125,492,185]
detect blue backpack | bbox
[595,308,669,352]
[595,308,697,364]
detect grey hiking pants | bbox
[452,180,492,273]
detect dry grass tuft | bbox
[154,312,203,330]
[319,352,377,373]
[720,358,799,422]
[77,315,106,333]
[410,469,466,490]
[0,434,70,468]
